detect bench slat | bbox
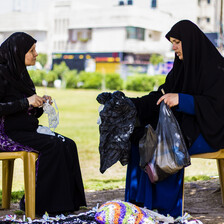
[191,149,224,159]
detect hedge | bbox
[126,74,166,92]
[29,67,166,91]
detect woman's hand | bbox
[27,94,44,107]
[157,93,179,107]
[42,95,53,105]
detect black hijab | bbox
[0,32,37,97]
[164,20,224,149]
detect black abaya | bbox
[131,20,224,149]
[126,19,224,218]
[0,32,86,215]
[8,131,86,215]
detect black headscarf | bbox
[0,32,37,97]
[163,20,224,149]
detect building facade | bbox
[0,0,223,75]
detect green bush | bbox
[152,75,166,90]
[78,71,103,89]
[149,54,164,65]
[105,73,123,90]
[43,71,58,87]
[62,70,78,88]
[37,53,48,67]
[29,70,47,86]
[53,62,69,79]
[125,74,166,91]
[126,75,153,91]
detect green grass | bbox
[0,190,24,206]
[0,88,219,194]
[184,175,213,182]
[84,178,126,191]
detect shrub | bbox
[125,74,166,92]
[43,71,58,87]
[78,71,103,89]
[53,62,69,79]
[152,75,166,90]
[29,70,47,86]
[37,53,48,67]
[62,70,78,88]
[149,54,164,65]
[105,73,123,90]
[126,75,153,91]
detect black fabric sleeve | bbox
[130,90,162,129]
[0,98,29,116]
[128,89,163,145]
[34,107,44,118]
[0,73,29,116]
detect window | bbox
[69,29,92,43]
[54,19,58,33]
[127,0,133,5]
[13,0,21,12]
[136,28,145,40]
[126,27,135,39]
[126,27,145,40]
[151,0,157,8]
[149,30,161,41]
[207,0,211,4]
[206,17,210,23]
[119,1,124,5]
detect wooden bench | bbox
[191,149,224,204]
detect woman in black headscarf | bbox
[125,20,224,218]
[0,32,86,215]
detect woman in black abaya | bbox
[0,32,86,215]
[125,20,224,217]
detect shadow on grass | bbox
[85,175,215,191]
[0,175,215,205]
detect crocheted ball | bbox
[95,200,154,224]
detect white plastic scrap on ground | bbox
[0,210,204,224]
[0,201,205,223]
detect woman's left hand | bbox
[42,95,53,105]
[157,93,179,107]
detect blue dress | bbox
[125,94,219,218]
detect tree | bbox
[149,54,164,65]
[37,53,48,67]
[53,61,69,79]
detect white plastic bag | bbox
[43,99,59,130]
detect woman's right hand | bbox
[27,94,44,107]
[157,93,179,107]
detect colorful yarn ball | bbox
[95,200,154,224]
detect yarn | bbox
[95,200,154,224]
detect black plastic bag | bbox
[139,101,191,183]
[139,124,157,169]
[97,91,137,174]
